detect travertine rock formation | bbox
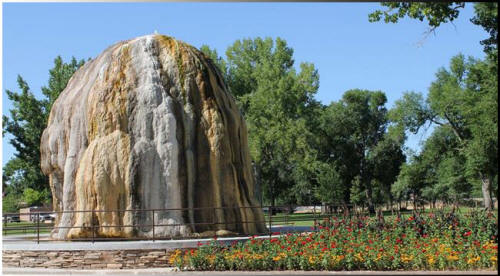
[40,34,266,239]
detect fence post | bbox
[37,212,40,244]
[152,209,155,242]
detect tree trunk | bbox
[365,185,376,214]
[481,174,493,210]
[390,197,394,217]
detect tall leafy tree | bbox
[3,56,85,201]
[318,90,400,213]
[390,55,497,209]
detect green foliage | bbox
[368,2,465,28]
[22,188,50,207]
[391,54,497,209]
[314,162,347,205]
[3,56,84,199]
[470,3,498,54]
[212,37,321,206]
[2,192,23,213]
[369,2,497,57]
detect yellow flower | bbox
[446,254,459,261]
[272,256,281,261]
[331,255,345,263]
[355,253,364,262]
[490,256,497,262]
[401,254,414,263]
[253,254,263,260]
[467,256,481,264]
[309,256,316,264]
[168,249,183,265]
[427,256,435,265]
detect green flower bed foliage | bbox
[171,210,498,271]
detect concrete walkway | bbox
[2,226,312,251]
[2,268,497,276]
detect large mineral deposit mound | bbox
[41,34,266,239]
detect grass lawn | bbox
[265,206,489,228]
[2,221,53,235]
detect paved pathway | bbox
[2,226,312,251]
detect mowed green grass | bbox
[2,221,53,235]
[264,206,486,228]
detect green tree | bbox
[22,188,50,207]
[314,161,349,208]
[369,2,497,56]
[391,54,497,209]
[2,191,23,213]
[394,153,428,210]
[370,132,406,211]
[470,2,498,54]
[3,56,84,200]
[318,90,400,214]
[368,2,465,30]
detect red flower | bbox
[321,247,328,252]
[287,246,292,251]
[368,239,373,244]
[463,231,472,237]
[408,216,414,221]
[331,242,336,249]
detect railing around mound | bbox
[2,204,370,244]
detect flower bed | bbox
[171,210,498,271]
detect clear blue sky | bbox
[2,3,488,166]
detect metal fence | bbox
[5,202,489,244]
[2,204,364,244]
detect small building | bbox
[19,206,52,222]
